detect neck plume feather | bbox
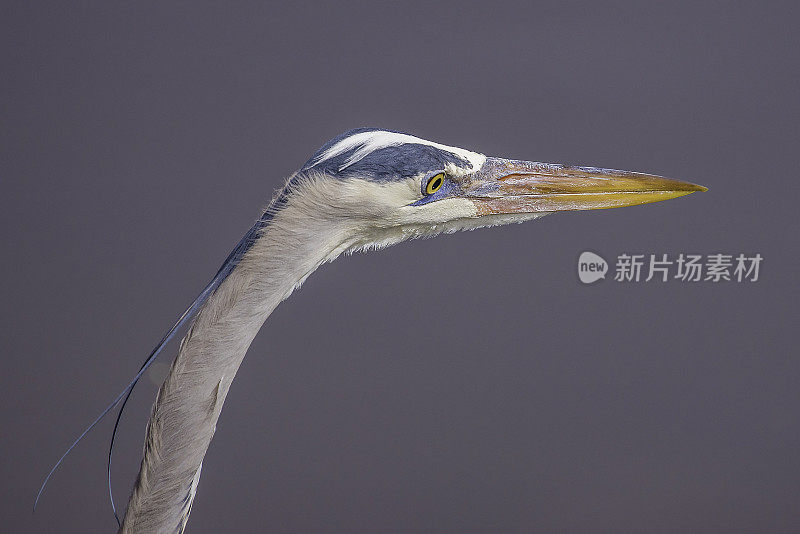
[119,178,356,533]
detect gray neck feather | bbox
[120,177,355,533]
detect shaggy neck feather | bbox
[120,193,350,533]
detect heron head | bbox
[293,128,706,248]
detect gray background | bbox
[2,1,798,532]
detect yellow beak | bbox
[464,158,707,215]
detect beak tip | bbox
[674,180,707,193]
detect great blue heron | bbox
[38,128,706,532]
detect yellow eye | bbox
[425,172,445,195]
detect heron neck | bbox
[120,203,351,533]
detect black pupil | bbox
[430,177,441,191]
